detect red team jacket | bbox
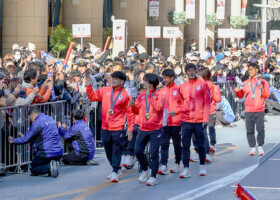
[86,85,135,132]
[179,78,211,123]
[207,81,222,115]
[235,77,269,113]
[159,82,182,126]
[132,89,164,131]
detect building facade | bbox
[1,0,245,57]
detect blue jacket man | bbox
[9,107,63,178]
[58,109,95,165]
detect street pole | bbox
[152,38,154,54]
[170,38,172,56]
[261,0,267,45]
[199,0,206,52]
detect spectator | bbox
[216,90,236,126]
[22,68,52,104]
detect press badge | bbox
[173,91,177,96]
[196,85,201,90]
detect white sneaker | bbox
[158,165,169,175]
[117,169,123,176]
[190,152,199,162]
[146,177,157,186]
[179,167,191,178]
[139,169,151,183]
[170,163,180,173]
[107,172,112,180]
[110,172,119,182]
[199,165,206,176]
[107,170,122,180]
[258,146,264,156]
[205,154,212,163]
[249,147,257,156]
[123,155,135,168]
[120,155,126,167]
[210,145,216,154]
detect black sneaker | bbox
[49,160,59,178]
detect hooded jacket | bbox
[179,78,211,123]
[159,82,182,126]
[235,77,269,112]
[206,81,222,115]
[13,113,63,158]
[58,120,95,160]
[86,85,135,132]
[132,89,164,131]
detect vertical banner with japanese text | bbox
[149,0,159,17]
[216,0,225,20]
[185,0,195,19]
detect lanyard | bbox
[145,92,156,114]
[251,78,258,95]
[110,88,123,110]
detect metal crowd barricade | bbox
[0,98,89,173]
[78,98,103,148]
[214,81,244,120]
[0,97,102,173]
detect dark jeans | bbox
[193,114,216,154]
[31,155,62,175]
[135,129,162,178]
[160,126,181,165]
[181,122,205,168]
[192,127,210,154]
[101,129,125,173]
[208,114,216,146]
[245,112,265,147]
[127,124,140,156]
[63,150,88,165]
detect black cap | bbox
[0,72,8,79]
[76,59,89,67]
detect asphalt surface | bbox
[1,115,280,200]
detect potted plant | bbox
[49,25,74,58]
[206,13,223,26]
[229,16,249,28]
[167,11,191,25]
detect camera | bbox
[3,78,10,85]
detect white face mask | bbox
[32,54,36,58]
[175,68,182,75]
[70,54,75,59]
[14,55,21,61]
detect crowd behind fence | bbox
[0,79,278,173]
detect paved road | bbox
[1,115,280,200]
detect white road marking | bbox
[169,165,258,200]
